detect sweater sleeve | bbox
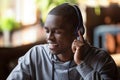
[6,46,39,80]
[76,48,119,80]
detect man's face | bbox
[44,14,75,55]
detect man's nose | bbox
[46,32,55,40]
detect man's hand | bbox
[72,30,85,65]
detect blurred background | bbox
[0,0,120,79]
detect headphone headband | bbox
[71,4,85,36]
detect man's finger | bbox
[78,30,85,43]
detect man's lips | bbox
[48,43,58,50]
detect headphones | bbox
[69,4,85,37]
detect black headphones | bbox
[70,4,85,36]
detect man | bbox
[7,3,119,80]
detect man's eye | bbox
[55,30,63,34]
[45,29,49,33]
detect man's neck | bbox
[56,52,74,62]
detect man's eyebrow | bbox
[54,27,63,29]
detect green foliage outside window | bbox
[0,17,20,32]
[0,0,20,32]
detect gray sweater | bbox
[7,44,119,80]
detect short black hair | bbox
[48,3,79,30]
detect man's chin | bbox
[50,50,57,54]
[50,50,61,55]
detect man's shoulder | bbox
[26,44,50,59]
[90,46,112,61]
[27,44,50,55]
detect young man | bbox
[7,3,119,80]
